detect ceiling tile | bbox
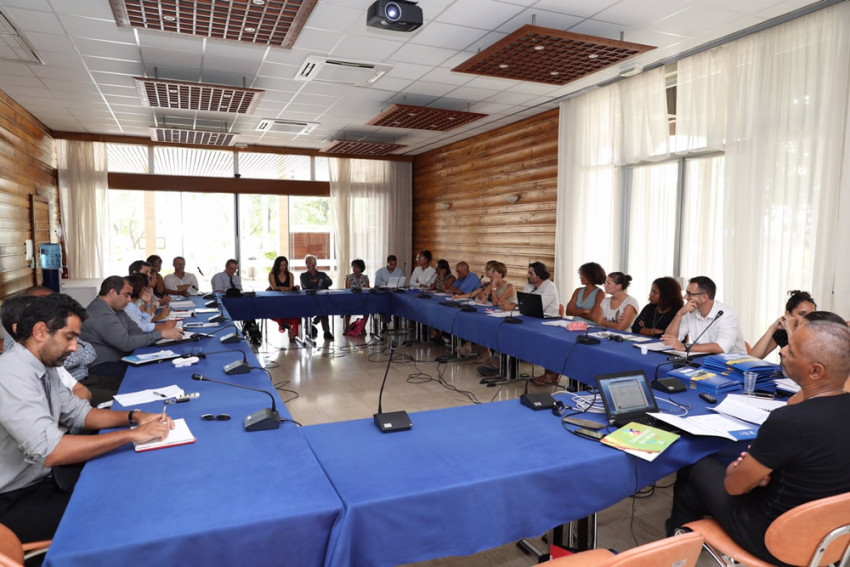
[329,35,403,61]
[140,47,202,70]
[496,8,585,34]
[420,66,474,86]
[84,57,144,75]
[391,43,456,66]
[596,0,693,28]
[463,31,509,54]
[3,8,65,35]
[385,62,431,81]
[75,38,140,59]
[291,27,344,53]
[62,16,135,43]
[53,0,115,19]
[409,22,489,50]
[532,0,619,19]
[402,81,457,98]
[302,2,363,33]
[434,0,527,31]
[25,32,76,53]
[444,85,501,102]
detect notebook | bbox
[595,370,660,427]
[516,292,545,318]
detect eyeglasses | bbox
[201,414,231,421]
[684,291,707,297]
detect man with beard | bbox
[0,294,173,542]
[665,320,850,563]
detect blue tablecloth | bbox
[303,390,732,567]
[45,302,343,567]
[221,290,393,320]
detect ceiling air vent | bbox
[295,55,391,86]
[255,119,319,135]
[150,127,236,147]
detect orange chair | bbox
[542,531,704,566]
[682,491,850,566]
[0,525,23,566]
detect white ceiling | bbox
[0,0,829,155]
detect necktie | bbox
[229,275,236,289]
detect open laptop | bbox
[386,276,404,289]
[516,292,545,318]
[595,370,660,427]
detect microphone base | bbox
[203,293,215,300]
[394,288,407,294]
[504,317,523,324]
[223,360,251,375]
[438,301,460,308]
[209,314,226,323]
[520,393,556,410]
[220,332,242,344]
[670,357,698,368]
[459,305,478,312]
[244,408,281,432]
[205,300,219,308]
[373,410,413,433]
[577,335,600,345]
[417,292,432,299]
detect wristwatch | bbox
[128,408,141,424]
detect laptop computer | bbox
[595,370,660,427]
[516,292,545,318]
[386,276,404,289]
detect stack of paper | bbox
[134,418,196,452]
[710,394,786,425]
[701,354,781,388]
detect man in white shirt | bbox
[662,276,747,354]
[374,255,403,288]
[521,262,560,318]
[408,250,436,288]
[211,259,241,293]
[163,256,199,296]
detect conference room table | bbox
[222,289,679,382]
[45,306,344,567]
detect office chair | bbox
[681,491,850,566]
[541,531,704,566]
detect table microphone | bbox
[200,349,251,375]
[670,310,724,368]
[203,324,242,344]
[576,324,602,345]
[373,340,412,433]
[191,373,280,432]
[418,270,437,299]
[505,289,533,324]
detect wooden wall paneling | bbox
[0,89,58,299]
[412,109,559,289]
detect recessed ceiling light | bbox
[163,15,176,21]
[588,54,599,59]
[550,71,559,76]
[533,45,545,51]
[222,93,232,98]
[245,27,256,33]
[252,0,266,4]
[498,64,509,69]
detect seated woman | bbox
[631,277,683,337]
[596,272,639,331]
[565,262,606,323]
[125,274,175,332]
[750,290,816,359]
[431,259,456,293]
[344,259,370,332]
[267,256,300,342]
[452,260,496,302]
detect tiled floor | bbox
[259,321,717,566]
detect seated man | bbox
[0,288,97,401]
[665,320,850,563]
[146,255,167,298]
[662,276,747,354]
[445,261,481,295]
[0,294,173,543]
[522,262,562,385]
[374,255,403,288]
[163,256,199,297]
[300,254,333,341]
[408,250,435,288]
[80,276,182,401]
[211,259,242,294]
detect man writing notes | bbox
[163,256,199,296]
[0,294,173,543]
[666,320,850,563]
[661,276,747,354]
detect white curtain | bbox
[555,67,669,301]
[57,140,110,279]
[674,47,729,153]
[555,88,620,302]
[720,3,850,340]
[329,158,412,282]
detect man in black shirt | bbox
[666,320,850,563]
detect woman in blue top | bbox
[565,262,606,323]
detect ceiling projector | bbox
[367,0,423,32]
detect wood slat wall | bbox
[0,89,57,298]
[412,109,559,288]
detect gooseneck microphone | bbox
[191,373,280,431]
[203,324,242,344]
[418,270,438,299]
[394,261,408,293]
[671,310,724,368]
[200,349,251,375]
[505,288,533,324]
[373,341,412,432]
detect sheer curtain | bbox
[720,3,850,339]
[329,158,412,283]
[555,67,669,301]
[57,140,110,279]
[555,88,620,301]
